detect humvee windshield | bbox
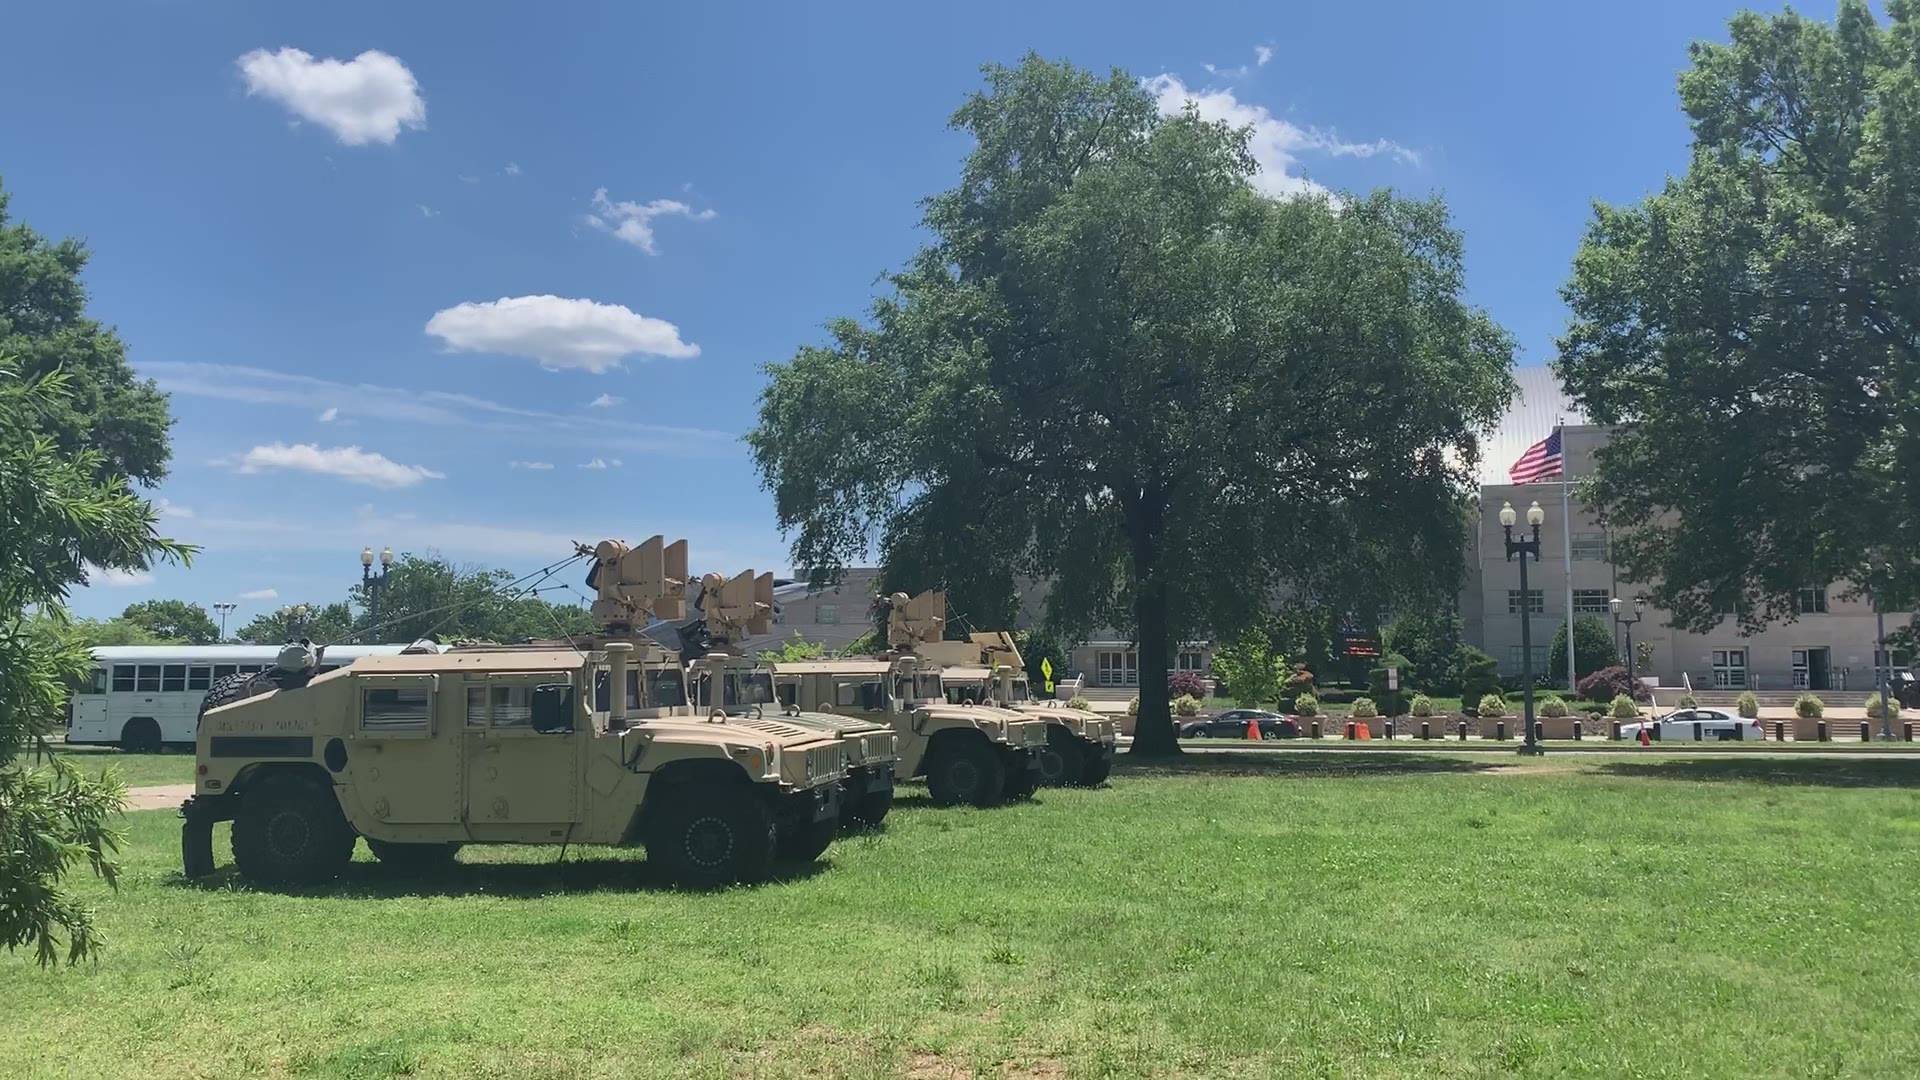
[593,667,689,711]
[693,671,777,709]
[1005,677,1032,702]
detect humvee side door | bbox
[349,673,462,824]
[463,671,583,829]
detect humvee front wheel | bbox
[231,775,354,886]
[925,737,1006,807]
[646,787,777,889]
[366,838,463,875]
[1079,753,1113,787]
[847,788,893,829]
[775,814,837,863]
[1002,755,1037,802]
[1037,726,1085,787]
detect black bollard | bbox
[1495,721,1507,741]
[1311,720,1322,740]
[1420,721,1431,741]
[1692,721,1703,742]
[1534,721,1545,743]
[1817,720,1829,742]
[1573,720,1583,741]
[1860,721,1871,743]
[1905,722,1915,742]
[1457,720,1468,741]
[1774,721,1786,742]
[1610,720,1622,741]
[1384,720,1395,740]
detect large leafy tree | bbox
[750,57,1515,753]
[1548,614,1620,685]
[0,180,172,486]
[2,359,188,964]
[234,601,357,646]
[1557,1,1920,630]
[118,599,219,645]
[232,554,597,646]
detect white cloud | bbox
[508,460,555,470]
[238,588,280,601]
[156,498,194,520]
[585,188,716,255]
[236,47,426,146]
[588,393,623,408]
[88,565,153,587]
[318,406,339,422]
[1144,74,1419,198]
[425,294,698,373]
[577,457,622,470]
[504,161,522,176]
[416,204,439,219]
[234,442,445,489]
[141,361,739,457]
[458,174,480,184]
[1255,44,1274,67]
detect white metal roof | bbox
[90,644,411,663]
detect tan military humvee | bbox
[182,544,849,890]
[933,634,1116,788]
[583,544,902,830]
[770,592,1049,807]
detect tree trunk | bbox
[1130,581,1179,755]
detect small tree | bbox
[1795,693,1825,719]
[1539,696,1570,718]
[1173,694,1201,717]
[1735,691,1759,719]
[1548,615,1619,685]
[1577,666,1649,703]
[1866,695,1900,721]
[1367,651,1412,717]
[1610,694,1640,719]
[1211,631,1286,709]
[1167,671,1208,699]
[1293,693,1320,718]
[1478,694,1507,718]
[1351,697,1379,719]
[757,632,827,663]
[1454,646,1501,703]
[1410,694,1435,718]
[1379,610,1462,691]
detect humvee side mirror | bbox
[531,683,576,734]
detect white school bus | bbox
[67,644,409,751]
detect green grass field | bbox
[5,755,1919,1078]
[49,747,197,789]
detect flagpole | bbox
[1560,422,1576,693]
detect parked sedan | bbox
[1179,709,1300,740]
[1619,707,1764,742]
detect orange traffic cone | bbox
[1638,726,1651,747]
[1246,718,1260,741]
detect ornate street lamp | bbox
[1498,500,1547,755]
[1610,595,1647,691]
[279,603,311,641]
[361,545,393,637]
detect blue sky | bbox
[2,0,1820,625]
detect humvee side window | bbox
[776,682,798,708]
[363,687,430,732]
[466,687,489,728]
[834,680,883,709]
[646,670,687,708]
[491,686,533,727]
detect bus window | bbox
[162,665,187,692]
[239,665,262,675]
[213,664,237,680]
[188,666,211,691]
[136,665,161,692]
[112,665,135,692]
[89,668,108,695]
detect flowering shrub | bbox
[1168,671,1208,699]
[1477,694,1507,718]
[1350,697,1378,719]
[1577,666,1649,703]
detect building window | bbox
[112,665,136,692]
[1176,650,1204,672]
[1570,532,1608,561]
[1507,590,1545,615]
[815,604,840,625]
[1095,651,1138,687]
[1505,645,1550,672]
[1711,649,1747,688]
[1572,589,1610,615]
[1795,587,1828,615]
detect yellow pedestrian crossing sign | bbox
[1040,657,1054,694]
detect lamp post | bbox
[361,545,393,638]
[212,601,237,641]
[1610,595,1646,691]
[1498,500,1546,756]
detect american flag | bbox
[1509,430,1564,483]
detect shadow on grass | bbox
[167,854,831,899]
[1115,752,1507,780]
[1597,757,1920,789]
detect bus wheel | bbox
[120,717,162,753]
